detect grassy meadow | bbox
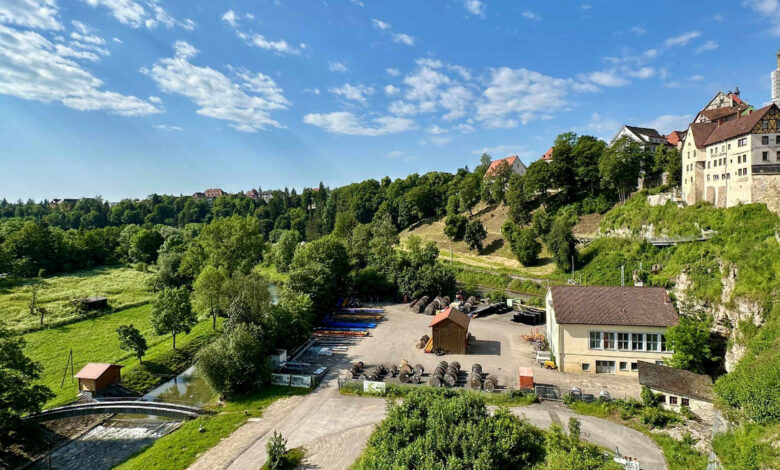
[23,303,219,408]
[0,266,154,332]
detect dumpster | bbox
[518,366,534,390]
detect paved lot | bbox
[348,303,642,399]
[188,303,661,470]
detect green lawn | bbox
[23,304,219,408]
[0,266,154,332]
[115,386,309,470]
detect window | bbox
[632,333,644,351]
[619,361,628,371]
[777,151,780,161]
[603,332,615,349]
[738,138,747,147]
[646,334,659,351]
[728,144,731,150]
[618,333,630,350]
[596,361,616,374]
[581,363,590,372]
[762,136,769,145]
[776,136,780,144]
[659,394,666,403]
[722,145,725,152]
[763,152,769,161]
[589,331,602,349]
[681,398,690,407]
[762,120,769,131]
[707,175,710,181]
[707,161,710,169]
[669,396,678,405]
[631,362,638,372]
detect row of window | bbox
[661,395,690,407]
[588,331,668,352]
[760,135,780,145]
[581,360,655,373]
[761,151,780,161]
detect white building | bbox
[638,361,714,419]
[772,49,780,106]
[484,155,527,178]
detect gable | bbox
[752,106,780,134]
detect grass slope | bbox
[115,387,309,470]
[23,304,218,408]
[0,266,153,332]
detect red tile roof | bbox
[74,363,122,380]
[665,130,685,146]
[429,306,470,330]
[702,104,777,146]
[485,155,520,176]
[541,147,553,161]
[549,286,678,327]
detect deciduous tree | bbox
[150,286,196,350]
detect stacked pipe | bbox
[398,360,413,383]
[346,361,364,379]
[443,361,460,387]
[424,296,443,315]
[431,361,448,387]
[469,363,483,390]
[462,296,477,314]
[387,364,399,377]
[416,334,430,349]
[414,296,429,313]
[441,295,451,306]
[363,364,386,381]
[483,374,498,392]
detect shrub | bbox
[639,406,678,428]
[443,214,467,241]
[464,220,487,251]
[266,430,287,470]
[510,227,541,266]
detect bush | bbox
[639,406,678,428]
[464,220,487,251]
[510,227,541,266]
[266,430,287,470]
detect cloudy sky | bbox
[2,0,780,200]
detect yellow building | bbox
[638,361,714,419]
[545,286,678,375]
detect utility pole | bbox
[621,265,625,286]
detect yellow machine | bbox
[542,361,556,370]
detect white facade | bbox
[772,69,780,106]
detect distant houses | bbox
[191,187,274,202]
[484,155,528,178]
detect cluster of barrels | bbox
[468,363,498,392]
[362,364,388,381]
[423,296,451,315]
[461,296,478,314]
[398,360,424,384]
[346,361,365,379]
[430,361,460,387]
[410,296,429,313]
[416,334,430,349]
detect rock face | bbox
[671,263,764,372]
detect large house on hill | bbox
[610,125,675,154]
[485,155,527,178]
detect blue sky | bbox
[1,0,780,201]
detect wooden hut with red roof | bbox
[74,363,123,393]
[429,307,470,354]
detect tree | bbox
[458,173,481,215]
[489,160,512,204]
[665,148,682,187]
[546,214,575,272]
[665,314,715,374]
[531,207,552,238]
[196,323,270,396]
[193,265,229,329]
[464,220,487,251]
[549,132,578,202]
[189,215,264,276]
[524,160,553,206]
[116,324,148,363]
[0,327,54,446]
[28,283,48,327]
[266,430,288,470]
[511,227,541,266]
[443,214,467,241]
[129,228,164,263]
[506,173,533,224]
[150,286,196,350]
[572,135,607,195]
[600,136,647,203]
[271,230,301,273]
[287,236,349,315]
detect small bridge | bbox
[26,400,210,422]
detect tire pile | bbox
[430,361,460,387]
[467,363,498,392]
[398,360,424,384]
[346,361,365,379]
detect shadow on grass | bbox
[479,238,504,256]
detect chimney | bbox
[777,49,780,68]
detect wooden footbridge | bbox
[26,400,210,422]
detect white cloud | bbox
[388,100,417,116]
[303,111,414,136]
[427,124,446,134]
[386,67,400,77]
[303,87,320,94]
[630,26,646,35]
[462,0,485,16]
[350,0,364,6]
[372,18,415,46]
[386,150,414,161]
[154,124,182,131]
[581,4,591,10]
[664,31,701,46]
[239,31,305,55]
[144,40,290,132]
[696,40,718,53]
[428,135,451,145]
[149,95,162,103]
[690,75,704,81]
[181,18,195,31]
[476,67,570,127]
[328,61,347,72]
[222,9,237,27]
[743,0,780,36]
[371,18,390,30]
[629,66,655,79]
[112,36,122,43]
[329,83,374,104]
[577,112,620,139]
[641,114,692,134]
[0,0,62,30]
[455,123,475,133]
[0,24,159,115]
[522,11,540,21]
[587,70,629,87]
[472,144,528,157]
[80,0,182,29]
[384,84,399,96]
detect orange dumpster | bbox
[518,366,534,390]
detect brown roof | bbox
[549,286,678,327]
[703,104,777,146]
[688,122,717,148]
[638,361,714,402]
[486,156,521,176]
[625,126,664,141]
[74,363,122,380]
[429,306,470,330]
[699,106,743,121]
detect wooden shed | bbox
[73,296,108,310]
[74,363,122,393]
[429,307,470,355]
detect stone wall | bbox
[752,174,780,215]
